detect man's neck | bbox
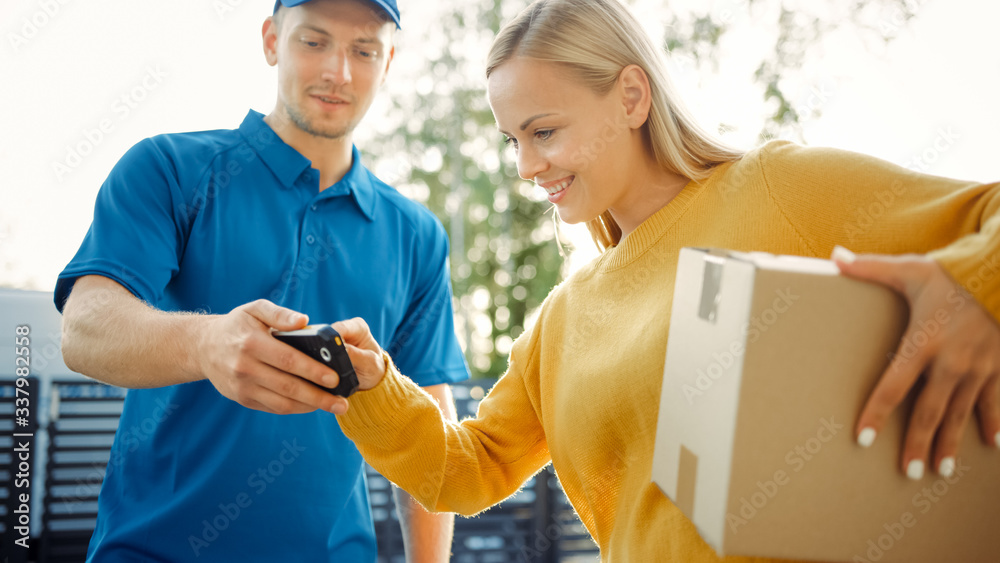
[264,111,354,192]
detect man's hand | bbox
[833,246,1000,480]
[62,276,348,415]
[197,300,350,415]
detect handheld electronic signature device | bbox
[273,324,359,398]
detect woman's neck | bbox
[607,152,691,240]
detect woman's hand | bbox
[331,317,389,397]
[832,246,1000,480]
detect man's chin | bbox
[287,108,353,140]
[306,126,350,140]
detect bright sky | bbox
[1,0,998,290]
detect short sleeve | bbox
[54,138,192,312]
[385,219,470,387]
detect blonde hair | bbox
[486,0,744,251]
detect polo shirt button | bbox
[306,235,316,245]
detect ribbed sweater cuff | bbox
[336,352,437,446]
[930,248,1000,324]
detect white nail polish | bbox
[857,427,877,448]
[832,245,857,264]
[906,460,925,480]
[938,457,955,478]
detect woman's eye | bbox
[503,136,518,149]
[535,129,553,141]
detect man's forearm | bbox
[394,487,455,563]
[61,275,207,388]
[395,383,458,562]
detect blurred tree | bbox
[364,0,912,379]
[663,0,924,142]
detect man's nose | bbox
[322,49,352,85]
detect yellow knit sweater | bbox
[338,140,1000,562]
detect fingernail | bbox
[857,427,877,448]
[832,245,857,264]
[938,457,955,478]
[323,374,339,387]
[906,459,924,480]
[994,432,1000,449]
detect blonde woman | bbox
[316,0,1000,559]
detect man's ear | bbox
[380,45,395,86]
[262,17,279,67]
[619,64,652,130]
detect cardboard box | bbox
[652,247,1000,563]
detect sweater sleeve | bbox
[757,140,1000,321]
[336,317,551,516]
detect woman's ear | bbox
[618,64,652,130]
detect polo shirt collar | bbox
[239,110,311,189]
[320,145,377,221]
[238,110,377,221]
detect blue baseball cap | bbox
[273,0,401,29]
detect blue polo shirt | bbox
[54,110,470,562]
